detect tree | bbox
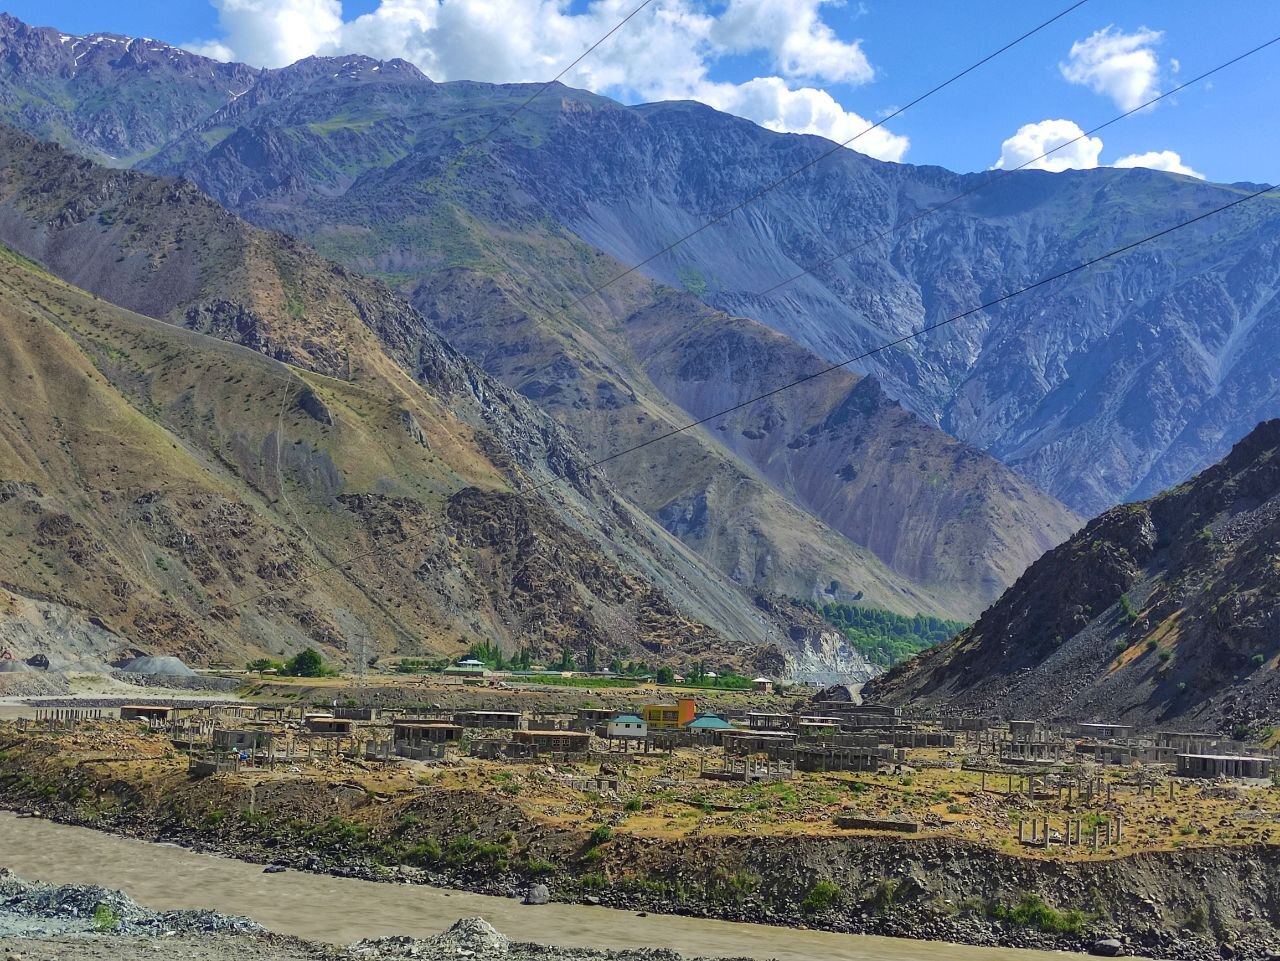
[608,657,624,675]
[655,665,675,684]
[584,642,598,673]
[283,648,327,678]
[245,658,281,675]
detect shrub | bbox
[990,893,1085,935]
[623,797,643,812]
[801,879,843,914]
[588,825,614,846]
[282,648,335,678]
[92,904,122,933]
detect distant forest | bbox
[806,601,967,668]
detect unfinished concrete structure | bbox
[513,729,591,754]
[454,710,523,730]
[1077,722,1134,741]
[303,715,354,735]
[746,712,792,731]
[1176,754,1273,781]
[393,721,462,760]
[120,705,173,723]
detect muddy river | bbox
[0,812,1069,960]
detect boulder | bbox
[523,883,549,905]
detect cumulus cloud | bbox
[184,0,907,161]
[1060,25,1163,111]
[1113,150,1204,179]
[993,119,1102,173]
[711,0,874,85]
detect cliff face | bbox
[866,420,1280,731]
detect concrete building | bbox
[642,699,696,730]
[575,708,615,731]
[751,677,774,694]
[393,721,462,759]
[303,714,354,735]
[747,712,792,731]
[1008,720,1043,743]
[454,710,524,730]
[1077,722,1134,741]
[1176,754,1272,781]
[513,729,592,753]
[120,705,173,723]
[211,729,273,753]
[605,713,647,740]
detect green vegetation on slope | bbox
[806,601,967,668]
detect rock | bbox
[584,895,601,906]
[1091,938,1125,957]
[263,864,287,874]
[523,883,549,905]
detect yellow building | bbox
[642,698,696,730]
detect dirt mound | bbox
[115,655,196,677]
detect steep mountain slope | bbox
[865,420,1280,731]
[483,99,1280,518]
[56,44,1076,617]
[0,129,828,672]
[0,17,1274,524]
[623,293,1079,610]
[0,243,766,669]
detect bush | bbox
[282,648,335,678]
[990,893,1085,935]
[92,904,122,933]
[588,825,614,846]
[801,879,843,914]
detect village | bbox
[6,659,1280,865]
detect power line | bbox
[228,182,1275,611]
[563,0,1090,311]
[584,183,1278,470]
[753,34,1280,299]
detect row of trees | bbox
[807,601,968,668]
[245,648,336,678]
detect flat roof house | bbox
[1077,722,1134,741]
[752,677,774,693]
[120,705,173,722]
[513,729,592,754]
[454,710,524,730]
[1176,754,1272,781]
[303,714,354,735]
[642,699,696,730]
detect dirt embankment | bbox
[0,733,1277,959]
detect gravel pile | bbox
[0,870,262,939]
[114,656,196,677]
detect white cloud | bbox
[711,0,874,85]
[189,0,344,68]
[1060,25,1163,111]
[184,0,907,161]
[1113,150,1204,179]
[993,119,1102,173]
[699,77,907,161]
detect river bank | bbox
[0,865,751,961]
[2,726,1278,958]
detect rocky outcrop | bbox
[867,420,1280,730]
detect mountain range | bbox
[0,16,1090,618]
[0,13,1274,672]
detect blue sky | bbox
[6,1,1277,183]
